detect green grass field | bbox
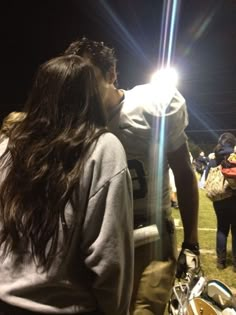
[172,188,236,292]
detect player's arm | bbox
[168,142,200,278]
[167,142,199,245]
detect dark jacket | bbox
[214,143,234,166]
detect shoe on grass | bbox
[217,262,226,270]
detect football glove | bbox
[176,245,201,279]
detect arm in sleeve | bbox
[166,90,199,244]
[82,168,134,315]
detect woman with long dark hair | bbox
[0,55,133,315]
[213,132,236,272]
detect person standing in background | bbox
[196,151,208,188]
[213,132,236,272]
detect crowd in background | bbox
[170,138,236,274]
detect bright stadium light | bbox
[151,67,178,88]
[150,67,178,110]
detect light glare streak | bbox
[159,0,181,68]
[151,0,181,260]
[100,0,149,63]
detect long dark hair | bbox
[0,55,107,269]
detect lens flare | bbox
[150,67,178,111]
[151,67,178,89]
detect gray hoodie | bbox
[0,132,133,315]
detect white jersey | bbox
[108,83,188,228]
[0,133,133,315]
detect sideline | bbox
[174,219,216,231]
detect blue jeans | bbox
[213,196,236,266]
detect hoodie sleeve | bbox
[81,134,134,315]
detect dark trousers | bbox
[131,217,177,315]
[0,300,102,315]
[213,196,236,265]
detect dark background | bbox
[1,0,236,147]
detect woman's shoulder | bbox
[90,132,127,171]
[96,132,125,154]
[82,132,129,196]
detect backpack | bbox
[221,153,236,189]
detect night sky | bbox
[1,0,236,144]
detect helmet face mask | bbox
[168,274,206,315]
[168,282,189,314]
[168,274,236,314]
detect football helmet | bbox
[168,270,236,314]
